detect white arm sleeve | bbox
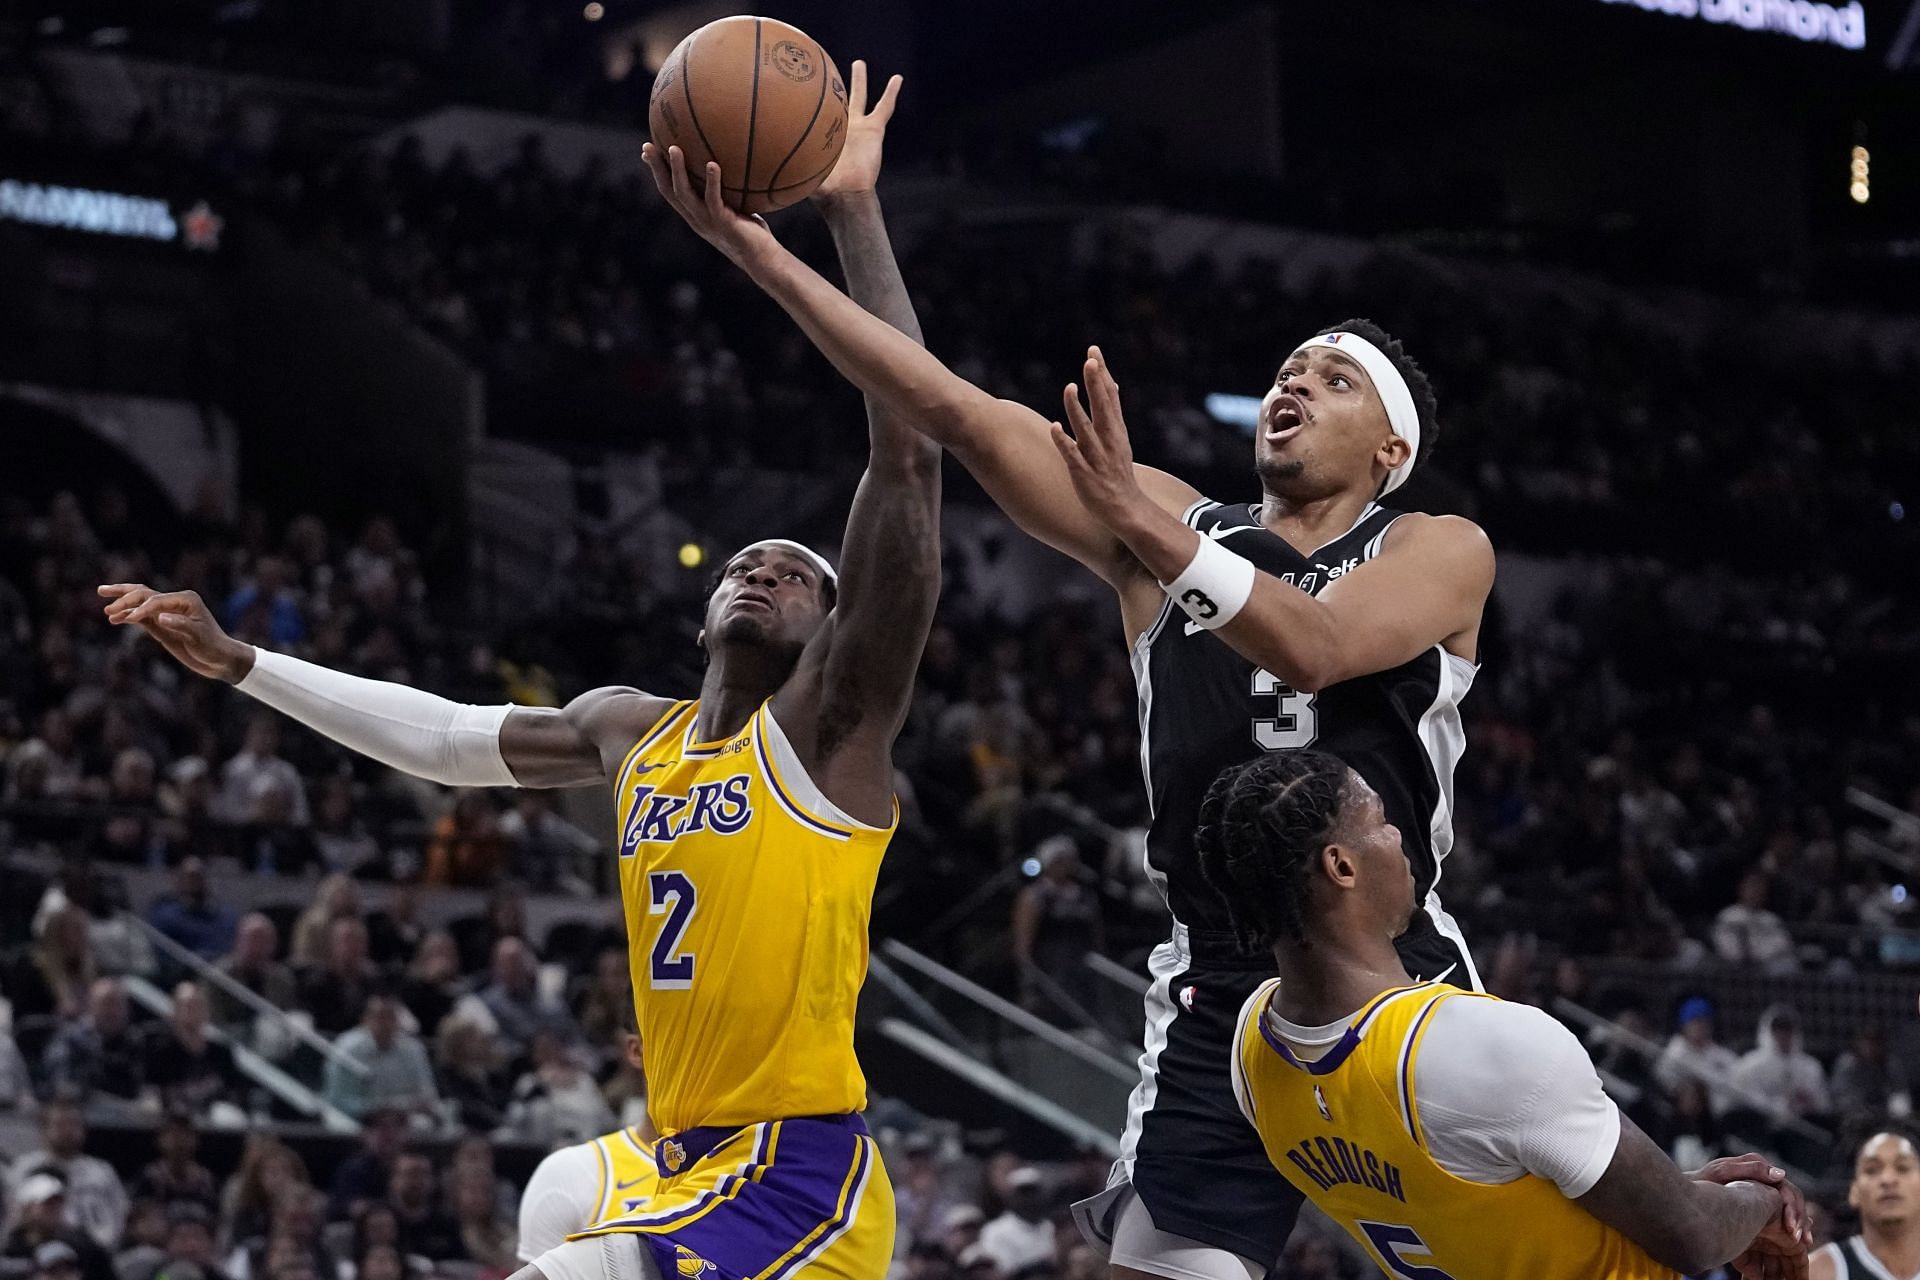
[517,1141,603,1261]
[1412,998,1622,1198]
[237,648,517,787]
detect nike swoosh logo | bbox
[1205,524,1262,542]
[632,763,664,775]
[615,1175,649,1190]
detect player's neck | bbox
[1270,932,1413,1027]
[1257,485,1378,553]
[696,652,787,740]
[1864,1220,1920,1275]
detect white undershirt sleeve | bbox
[1411,997,1622,1198]
[517,1141,604,1261]
[237,648,518,787]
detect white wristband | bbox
[1161,537,1256,631]
[237,648,518,787]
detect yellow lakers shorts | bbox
[569,1114,894,1280]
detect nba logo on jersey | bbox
[673,1246,714,1278]
[1314,1086,1332,1122]
[662,1139,687,1173]
[1180,985,1197,1011]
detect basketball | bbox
[647,16,848,215]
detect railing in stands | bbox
[873,1018,1120,1157]
[879,939,1136,1085]
[122,975,360,1132]
[128,913,371,1082]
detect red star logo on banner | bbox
[180,200,223,251]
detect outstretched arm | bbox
[1050,348,1492,691]
[641,140,1197,592]
[99,585,662,787]
[764,65,939,827]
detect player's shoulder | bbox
[565,687,681,742]
[1136,465,1207,516]
[524,1135,605,1201]
[1379,511,1493,557]
[1422,992,1588,1071]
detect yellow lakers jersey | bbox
[1233,981,1674,1280]
[585,1127,660,1226]
[613,699,895,1135]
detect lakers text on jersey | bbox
[1233,982,1672,1280]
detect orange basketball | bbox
[648,16,848,215]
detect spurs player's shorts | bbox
[548,1114,893,1280]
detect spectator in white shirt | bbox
[1711,872,1797,973]
[978,1167,1055,1277]
[1654,996,1742,1116]
[1732,1004,1830,1120]
[216,717,308,827]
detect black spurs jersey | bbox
[1132,498,1476,941]
[1817,1238,1914,1280]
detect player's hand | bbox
[99,584,255,683]
[1690,1155,1812,1249]
[641,143,780,273]
[1731,1243,1809,1280]
[1052,346,1153,532]
[812,61,903,206]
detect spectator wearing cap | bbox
[977,1168,1054,1277]
[41,978,146,1102]
[939,1205,985,1261]
[145,861,237,961]
[953,1244,1001,1280]
[1,1177,116,1280]
[131,1113,218,1214]
[209,916,296,1030]
[1653,996,1741,1115]
[5,1098,128,1250]
[322,992,439,1122]
[142,983,245,1118]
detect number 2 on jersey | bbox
[1357,1222,1457,1280]
[648,871,697,989]
[1252,669,1318,749]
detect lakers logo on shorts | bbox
[672,1245,713,1278]
[662,1139,687,1174]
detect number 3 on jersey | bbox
[1252,669,1318,749]
[648,871,697,989]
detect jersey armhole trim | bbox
[753,703,896,840]
[615,701,694,790]
[591,1134,613,1224]
[1398,989,1467,1149]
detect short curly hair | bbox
[1195,750,1354,950]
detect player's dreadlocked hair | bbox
[1313,318,1441,468]
[1195,750,1353,951]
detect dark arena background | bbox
[2,0,1919,1277]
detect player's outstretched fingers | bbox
[873,74,903,122]
[847,59,867,115]
[1062,382,1093,440]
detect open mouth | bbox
[1265,396,1308,442]
[732,591,773,613]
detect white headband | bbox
[733,539,838,585]
[1291,332,1422,496]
